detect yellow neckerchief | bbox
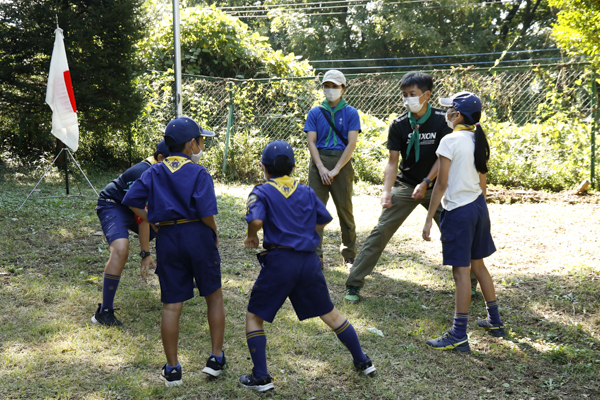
[266,175,298,198]
[453,123,476,132]
[144,156,158,165]
[163,156,192,173]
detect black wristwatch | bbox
[139,251,151,259]
[422,178,433,188]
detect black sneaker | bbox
[477,319,506,337]
[91,303,123,326]
[239,369,274,392]
[355,355,376,375]
[202,352,227,377]
[161,363,183,387]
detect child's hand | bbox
[140,256,156,282]
[422,220,432,241]
[244,234,260,248]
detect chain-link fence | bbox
[135,63,599,187]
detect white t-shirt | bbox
[436,129,482,211]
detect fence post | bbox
[222,81,234,180]
[592,70,598,189]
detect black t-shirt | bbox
[387,107,452,186]
[98,160,152,205]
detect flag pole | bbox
[173,0,182,117]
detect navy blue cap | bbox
[156,139,170,156]
[439,91,482,121]
[261,140,295,166]
[164,116,215,146]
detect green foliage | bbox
[352,112,393,184]
[486,113,591,191]
[549,0,600,69]
[0,0,146,166]
[137,5,312,78]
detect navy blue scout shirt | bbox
[97,159,153,205]
[387,107,452,186]
[122,153,218,223]
[304,105,361,151]
[245,176,332,252]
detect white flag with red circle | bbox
[46,27,79,151]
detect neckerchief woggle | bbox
[266,176,298,198]
[406,104,432,162]
[321,98,347,147]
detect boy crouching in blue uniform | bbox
[122,117,226,387]
[240,140,376,392]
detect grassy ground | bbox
[1,165,599,399]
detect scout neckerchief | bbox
[406,103,432,162]
[453,123,476,132]
[266,176,298,198]
[321,98,347,147]
[144,156,158,165]
[163,156,192,173]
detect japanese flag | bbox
[46,28,79,151]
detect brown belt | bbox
[157,218,199,226]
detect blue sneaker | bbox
[426,330,470,352]
[477,319,505,337]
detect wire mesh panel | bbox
[135,63,595,184]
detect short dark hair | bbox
[265,155,294,176]
[400,72,434,93]
[168,136,199,153]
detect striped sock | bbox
[334,320,367,364]
[101,273,121,310]
[451,312,469,338]
[246,330,268,377]
[486,300,501,325]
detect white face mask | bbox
[403,92,426,113]
[323,88,342,102]
[445,112,457,129]
[190,140,203,163]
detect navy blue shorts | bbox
[247,248,335,323]
[96,201,156,245]
[440,194,496,267]
[155,221,221,303]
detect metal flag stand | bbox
[18,147,98,210]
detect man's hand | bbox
[318,165,333,185]
[140,256,156,282]
[381,191,392,208]
[150,223,159,233]
[244,234,260,249]
[422,220,433,241]
[412,182,428,200]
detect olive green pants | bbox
[309,153,357,259]
[346,181,441,288]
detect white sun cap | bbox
[322,70,346,86]
[439,91,473,107]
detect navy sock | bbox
[486,300,501,325]
[101,273,121,310]
[334,320,367,364]
[166,362,180,372]
[211,351,223,363]
[246,330,268,377]
[451,312,469,338]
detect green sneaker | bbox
[345,286,361,304]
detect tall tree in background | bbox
[549,0,600,69]
[0,0,146,165]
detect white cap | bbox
[322,70,346,86]
[439,91,472,107]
